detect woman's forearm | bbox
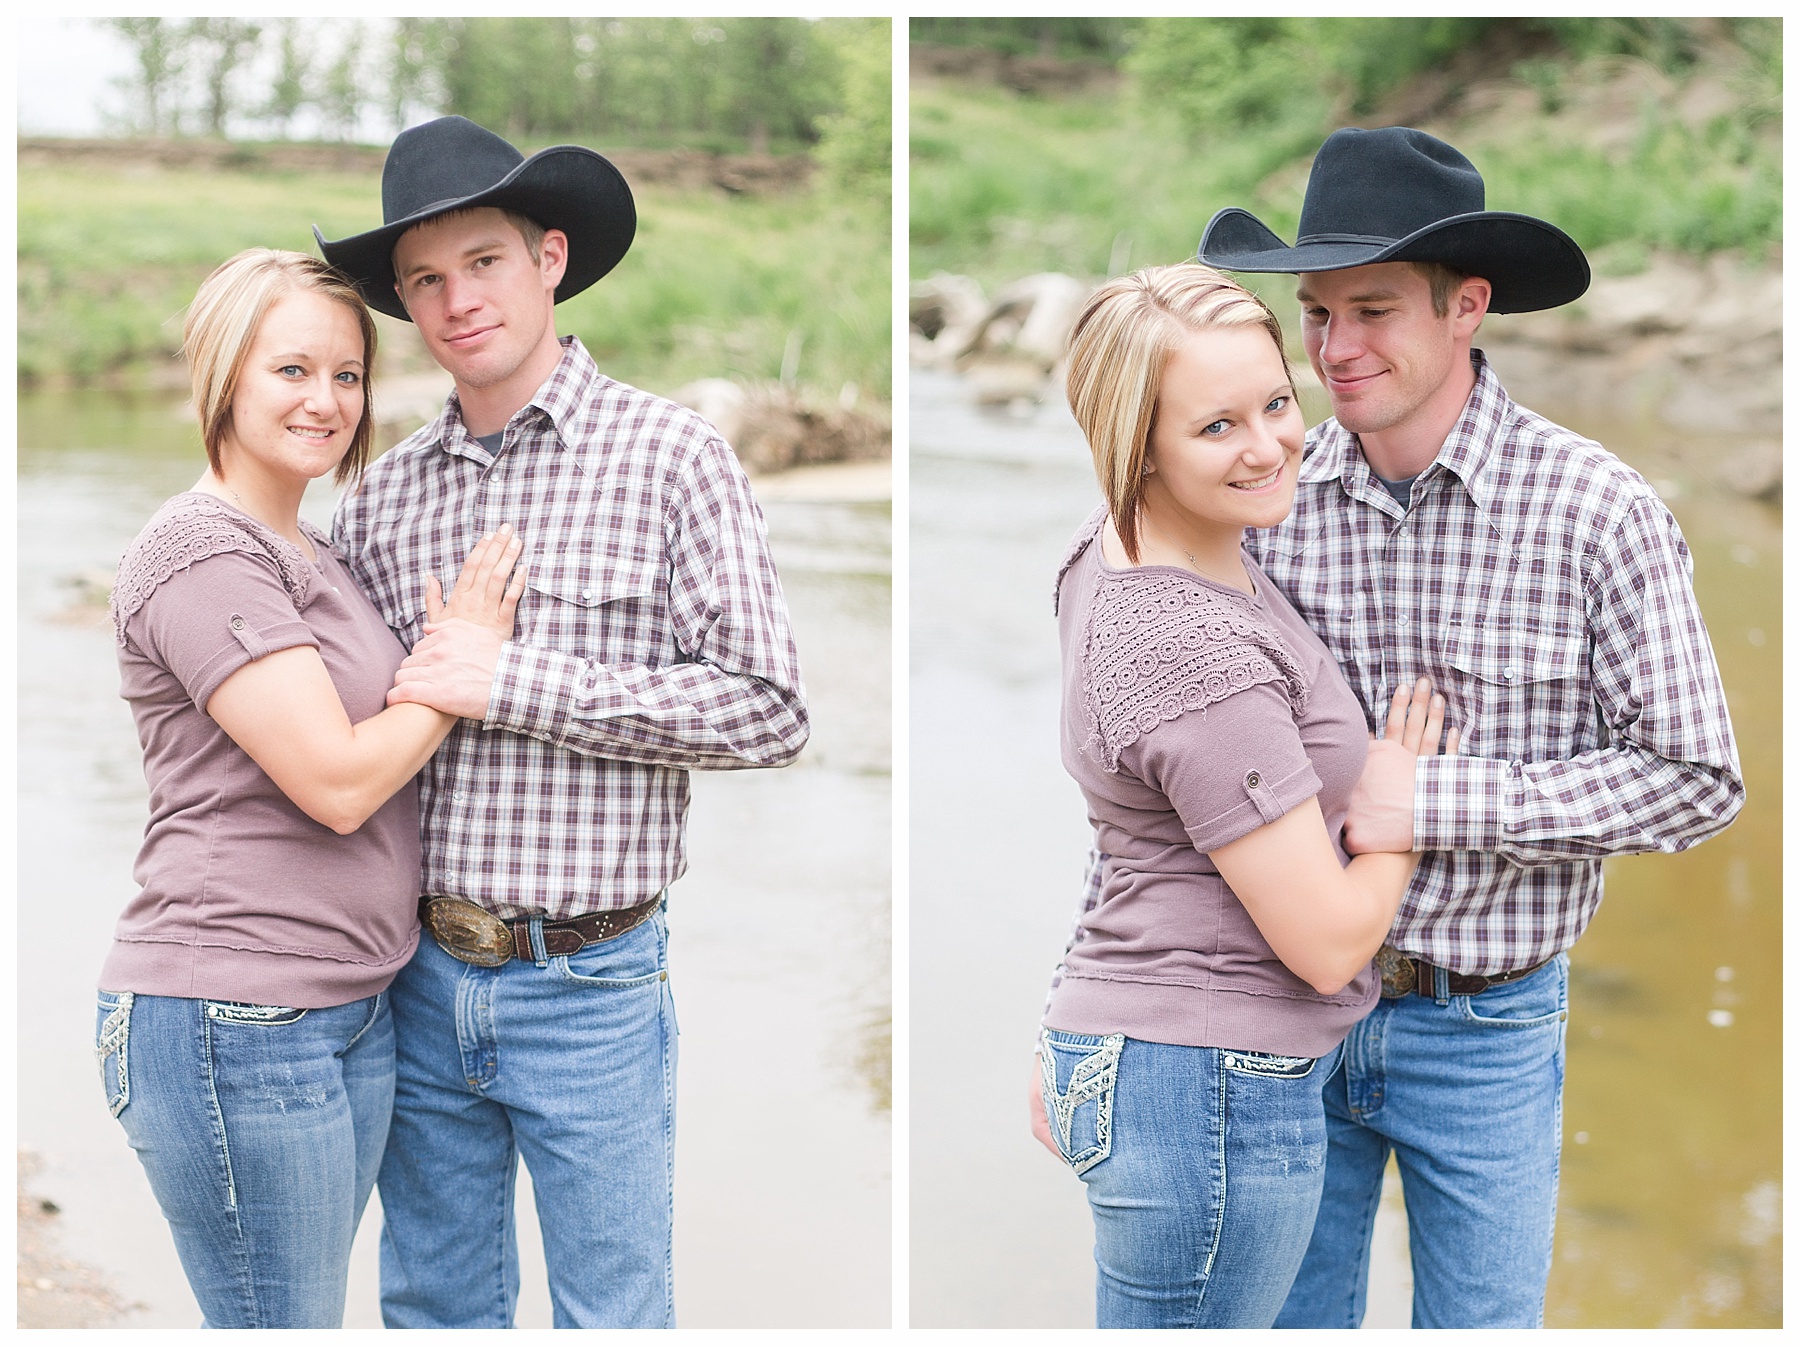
[206,645,454,835]
[1211,798,1419,996]
[313,702,456,834]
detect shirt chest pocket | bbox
[520,553,665,664]
[1441,622,1588,759]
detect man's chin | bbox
[431,349,509,390]
[1329,401,1401,436]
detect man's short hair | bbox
[183,249,379,486]
[1064,262,1293,564]
[1410,261,1473,318]
[401,206,548,265]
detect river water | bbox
[16,391,892,1328]
[908,365,1780,1328]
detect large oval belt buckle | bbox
[1375,944,1416,999]
[423,897,513,967]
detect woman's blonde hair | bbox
[183,248,379,486]
[1065,262,1290,562]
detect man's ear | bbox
[1453,276,1493,335]
[539,229,570,290]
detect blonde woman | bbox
[1035,263,1456,1327]
[97,249,523,1328]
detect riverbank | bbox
[18,148,890,412]
[18,1153,133,1329]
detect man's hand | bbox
[1344,678,1459,854]
[388,618,505,719]
[1029,1055,1060,1159]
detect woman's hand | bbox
[426,525,528,638]
[1342,678,1460,855]
[387,528,527,720]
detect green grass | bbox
[910,63,1781,290]
[19,161,890,401]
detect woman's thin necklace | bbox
[219,480,313,560]
[1183,549,1250,593]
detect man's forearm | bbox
[1414,744,1744,863]
[485,640,809,769]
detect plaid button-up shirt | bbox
[1058,351,1741,982]
[334,336,808,920]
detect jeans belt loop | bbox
[527,916,550,967]
[1433,963,1451,1006]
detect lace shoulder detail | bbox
[1053,506,1108,615]
[110,494,314,646]
[1081,565,1309,773]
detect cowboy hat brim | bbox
[315,144,636,322]
[1200,206,1590,313]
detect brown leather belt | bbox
[420,894,663,968]
[1376,944,1551,999]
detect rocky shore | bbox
[911,255,1781,500]
[369,365,891,477]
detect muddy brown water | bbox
[908,366,1779,1328]
[17,390,892,1328]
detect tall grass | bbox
[19,161,890,400]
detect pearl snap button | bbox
[1502,667,1515,680]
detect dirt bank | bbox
[909,43,1122,96]
[17,137,815,196]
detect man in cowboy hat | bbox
[318,115,809,1328]
[1196,125,1743,1326]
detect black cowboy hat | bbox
[314,115,636,322]
[1199,126,1588,313]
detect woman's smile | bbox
[1228,463,1284,492]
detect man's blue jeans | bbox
[96,989,394,1328]
[1275,954,1570,1328]
[376,910,678,1329]
[1041,1032,1342,1328]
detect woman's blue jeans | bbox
[1040,1031,1341,1328]
[94,988,395,1328]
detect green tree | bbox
[187,18,263,138]
[813,19,891,195]
[715,18,830,153]
[104,17,189,136]
[261,20,311,138]
[318,27,369,141]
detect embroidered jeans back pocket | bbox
[1040,1030,1124,1176]
[95,990,135,1118]
[1219,1048,1317,1080]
